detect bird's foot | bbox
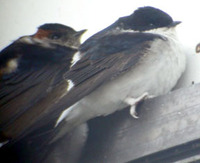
[124,92,149,118]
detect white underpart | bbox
[70,52,81,67]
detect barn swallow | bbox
[0,23,86,143]
[48,6,186,142]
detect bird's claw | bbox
[125,92,149,118]
[130,105,139,118]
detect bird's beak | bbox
[75,29,87,38]
[168,21,182,27]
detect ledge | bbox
[81,83,200,163]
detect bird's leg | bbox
[124,92,150,118]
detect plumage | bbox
[48,6,186,142]
[0,23,86,143]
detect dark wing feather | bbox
[0,41,76,141]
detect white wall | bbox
[1,0,200,88]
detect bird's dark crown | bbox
[118,6,174,31]
[38,23,75,32]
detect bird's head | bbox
[33,23,87,48]
[117,6,181,32]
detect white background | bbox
[1,0,200,89]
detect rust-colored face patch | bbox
[33,29,52,39]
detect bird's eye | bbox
[50,33,61,40]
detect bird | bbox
[0,23,86,143]
[47,6,186,143]
[196,43,200,53]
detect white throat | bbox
[145,27,178,42]
[120,26,179,43]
